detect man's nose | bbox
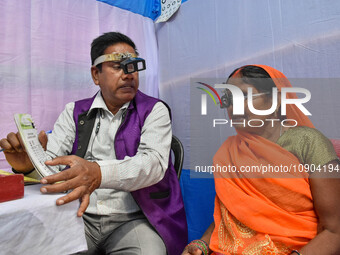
[121,71,134,79]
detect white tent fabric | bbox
[156,0,340,170]
[0,0,159,170]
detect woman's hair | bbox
[227,65,276,93]
[227,65,284,119]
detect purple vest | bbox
[71,90,187,255]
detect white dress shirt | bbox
[41,91,172,215]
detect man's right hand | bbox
[0,131,48,172]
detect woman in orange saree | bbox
[182,65,340,255]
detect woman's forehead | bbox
[227,77,257,90]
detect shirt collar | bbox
[88,91,130,116]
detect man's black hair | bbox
[91,32,138,71]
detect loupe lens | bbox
[127,63,135,73]
[137,61,145,70]
[121,58,146,74]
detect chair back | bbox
[171,135,184,180]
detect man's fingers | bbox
[16,132,27,152]
[77,194,90,217]
[45,155,77,167]
[6,132,23,152]
[40,176,78,193]
[41,167,77,185]
[0,138,15,153]
[40,156,98,217]
[54,187,84,206]
[38,131,48,151]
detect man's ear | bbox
[91,66,100,86]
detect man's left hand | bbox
[40,155,101,217]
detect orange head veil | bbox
[251,65,314,128]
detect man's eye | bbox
[112,65,121,70]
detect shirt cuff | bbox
[96,160,122,189]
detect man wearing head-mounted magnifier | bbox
[1,32,187,255]
[90,44,146,113]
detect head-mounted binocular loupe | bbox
[93,52,146,74]
[120,57,146,74]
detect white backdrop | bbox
[0,0,159,170]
